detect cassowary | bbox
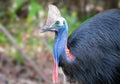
[41,5,120,84]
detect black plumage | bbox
[59,9,120,84]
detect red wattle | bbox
[52,60,58,83]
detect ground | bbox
[0,51,68,84]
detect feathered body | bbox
[59,9,120,84]
[42,7,120,84]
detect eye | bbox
[55,21,60,24]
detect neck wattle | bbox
[52,28,68,83]
[52,27,75,83]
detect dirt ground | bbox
[0,51,68,84]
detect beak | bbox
[41,23,58,32]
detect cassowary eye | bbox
[55,21,60,24]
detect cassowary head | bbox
[41,5,69,83]
[42,6,68,33]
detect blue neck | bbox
[53,25,68,65]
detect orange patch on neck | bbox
[66,47,75,59]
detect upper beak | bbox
[41,23,57,32]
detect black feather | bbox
[59,9,120,84]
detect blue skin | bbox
[53,21,68,65]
